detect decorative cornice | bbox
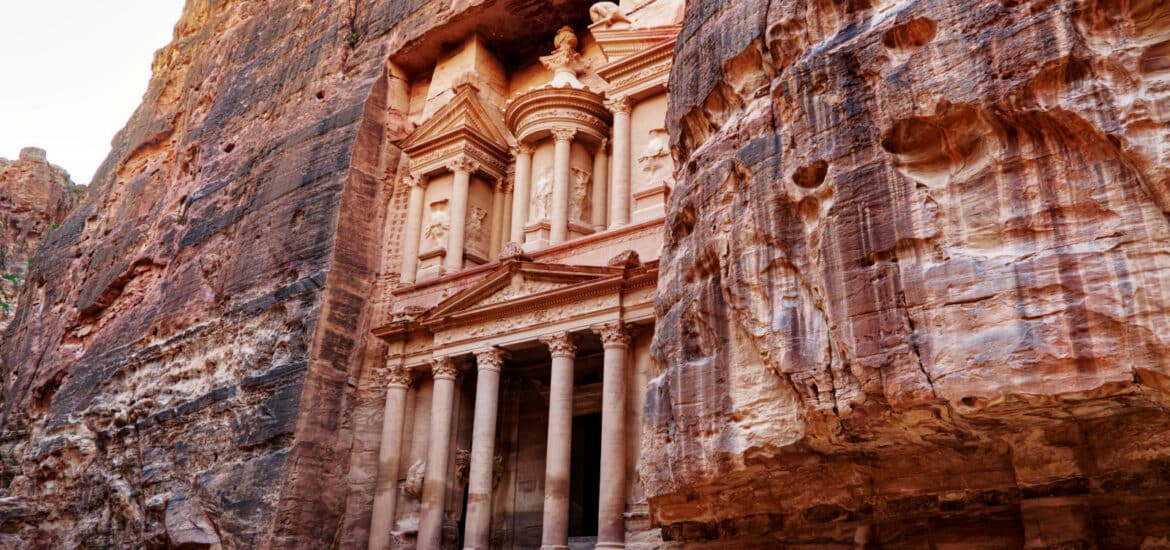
[505,87,611,145]
[430,356,459,381]
[595,322,631,348]
[541,332,578,358]
[475,348,507,372]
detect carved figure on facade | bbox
[532,170,553,222]
[570,167,592,222]
[465,205,489,256]
[405,460,426,498]
[589,2,632,28]
[541,26,588,87]
[455,448,472,484]
[423,200,450,249]
[638,127,674,188]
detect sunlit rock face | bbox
[647,0,1170,546]
[0,148,84,335]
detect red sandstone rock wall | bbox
[0,148,84,334]
[0,1,600,548]
[647,0,1170,546]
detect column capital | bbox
[405,173,428,188]
[474,348,508,373]
[551,127,577,143]
[596,138,609,155]
[513,142,536,156]
[448,156,481,175]
[385,367,413,389]
[605,96,632,115]
[496,175,514,194]
[429,356,460,381]
[541,332,578,358]
[593,322,631,348]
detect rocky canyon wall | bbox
[0,148,84,335]
[647,0,1170,546]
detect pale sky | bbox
[0,1,186,184]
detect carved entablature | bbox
[597,32,679,100]
[505,88,612,147]
[400,83,512,180]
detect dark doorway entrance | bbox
[568,412,602,537]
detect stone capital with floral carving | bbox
[513,143,536,157]
[385,367,413,389]
[551,127,578,143]
[541,332,578,358]
[447,156,481,175]
[430,356,460,381]
[594,322,631,348]
[404,173,428,189]
[605,96,633,115]
[475,348,508,373]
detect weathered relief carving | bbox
[531,170,553,222]
[638,127,673,188]
[590,2,632,28]
[423,200,450,249]
[405,460,426,499]
[465,206,489,256]
[571,167,592,222]
[455,448,472,484]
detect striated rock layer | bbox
[0,0,599,548]
[0,148,84,334]
[647,0,1170,547]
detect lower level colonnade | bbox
[369,321,636,550]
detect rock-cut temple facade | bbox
[367,1,683,548]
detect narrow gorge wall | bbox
[0,148,84,334]
[647,0,1170,546]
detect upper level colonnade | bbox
[394,2,681,285]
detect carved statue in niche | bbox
[423,200,450,249]
[638,128,674,188]
[570,167,592,222]
[465,206,488,255]
[590,2,632,28]
[531,170,553,222]
[404,460,426,498]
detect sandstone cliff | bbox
[647,0,1170,546]
[0,0,595,548]
[0,148,84,334]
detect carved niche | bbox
[423,199,451,250]
[638,127,674,189]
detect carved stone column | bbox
[594,323,631,548]
[550,128,576,245]
[540,332,577,550]
[591,139,609,231]
[463,348,505,550]
[606,97,632,228]
[399,175,428,284]
[418,357,460,550]
[510,144,534,243]
[445,157,478,273]
[488,178,506,261]
[499,177,513,257]
[369,367,413,550]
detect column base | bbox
[595,543,626,549]
[539,546,570,550]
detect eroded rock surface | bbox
[648,0,1170,546]
[0,148,83,333]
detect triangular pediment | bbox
[400,83,511,155]
[422,261,624,323]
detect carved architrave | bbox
[505,87,611,146]
[598,34,679,99]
